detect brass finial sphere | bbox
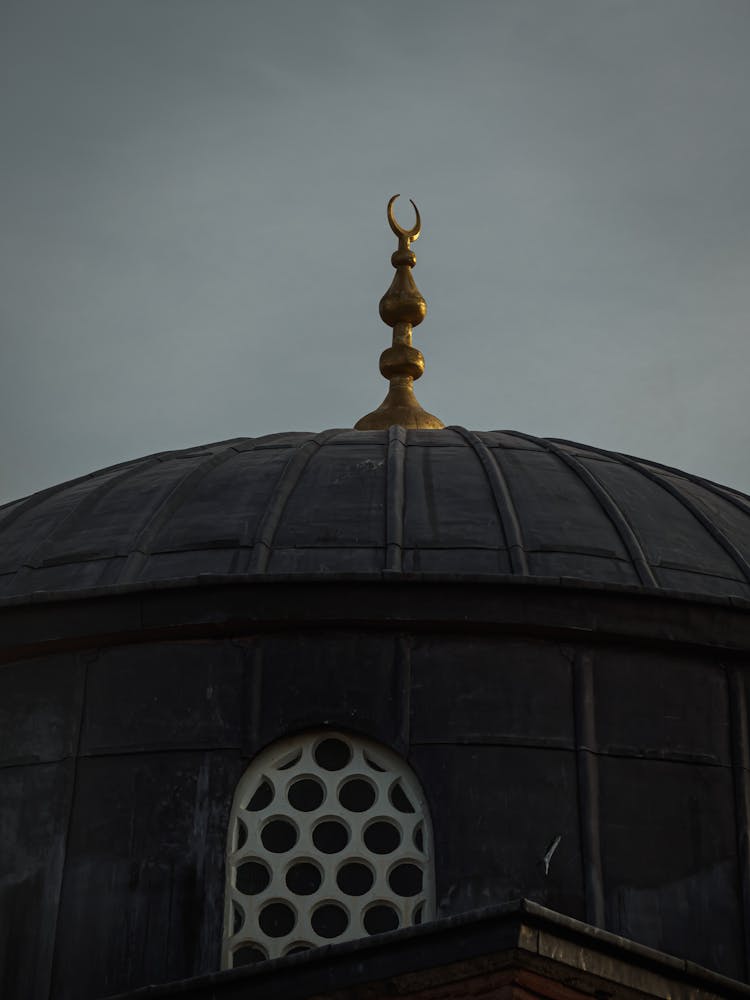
[355,196,444,431]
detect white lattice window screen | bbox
[222,731,435,968]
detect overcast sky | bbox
[1,0,749,503]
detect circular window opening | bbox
[314,737,352,771]
[246,780,274,812]
[363,903,400,935]
[237,859,271,896]
[338,777,377,812]
[363,819,401,855]
[288,776,325,812]
[261,818,298,853]
[232,944,267,967]
[336,860,374,896]
[388,863,423,897]
[286,861,323,896]
[258,901,296,938]
[311,902,349,939]
[312,818,350,854]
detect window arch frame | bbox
[222,729,435,967]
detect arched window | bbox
[222,730,435,968]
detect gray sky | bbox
[2,0,749,503]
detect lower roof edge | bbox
[104,898,750,1000]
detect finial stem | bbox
[355,196,444,431]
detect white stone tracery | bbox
[222,731,435,968]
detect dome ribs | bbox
[602,449,750,522]
[245,430,345,575]
[552,439,750,588]
[692,479,750,521]
[449,427,528,575]
[0,452,150,535]
[4,430,750,601]
[116,441,250,585]
[504,432,658,589]
[385,426,407,573]
[10,454,166,587]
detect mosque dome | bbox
[3,198,750,1000]
[1,427,749,602]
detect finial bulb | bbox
[355,196,444,431]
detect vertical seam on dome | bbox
[449,427,528,575]
[115,442,250,585]
[49,649,89,993]
[385,426,406,573]
[504,431,658,588]
[246,429,344,575]
[552,440,750,586]
[728,666,750,977]
[573,651,606,928]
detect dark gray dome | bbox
[2,427,750,602]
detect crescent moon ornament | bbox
[387,194,421,246]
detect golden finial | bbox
[355,195,444,430]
